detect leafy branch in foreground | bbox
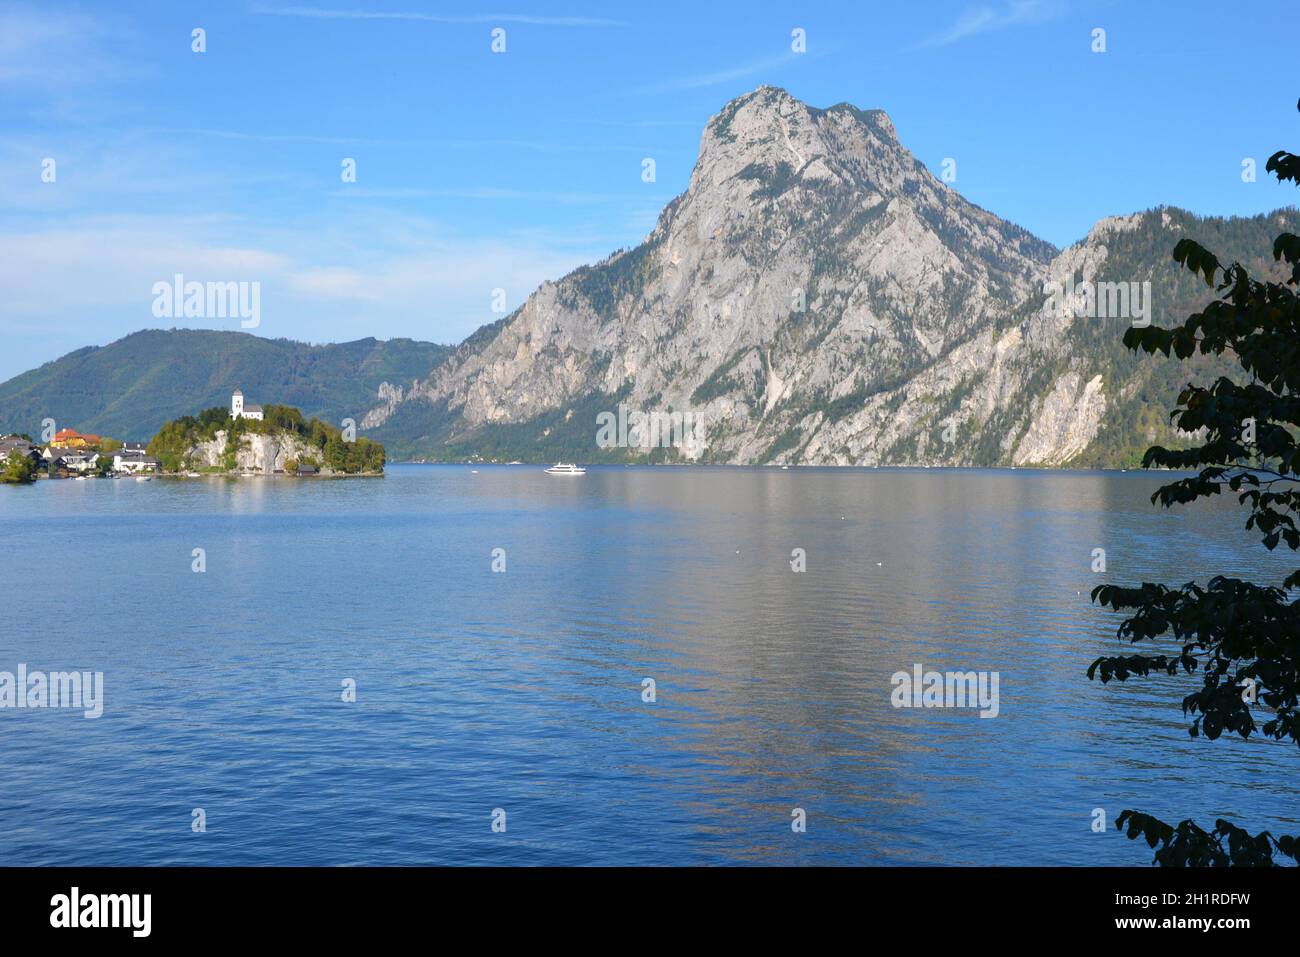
[1088,99,1300,866]
[1116,812,1298,867]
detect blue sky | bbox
[1,0,1297,381]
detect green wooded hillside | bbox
[0,329,450,442]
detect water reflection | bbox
[0,466,1292,865]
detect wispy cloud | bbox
[916,0,1067,49]
[252,6,626,27]
[141,127,405,146]
[0,208,614,374]
[332,186,666,204]
[0,132,287,215]
[0,6,139,86]
[559,117,702,130]
[140,129,678,156]
[634,52,800,94]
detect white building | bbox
[112,450,160,474]
[231,389,263,421]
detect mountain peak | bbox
[814,101,897,141]
[356,90,1291,470]
[688,87,908,210]
[704,87,897,153]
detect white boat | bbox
[545,462,586,476]
[136,476,152,482]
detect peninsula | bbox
[148,390,385,476]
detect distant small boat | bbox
[136,476,151,482]
[545,463,586,476]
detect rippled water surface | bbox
[1,465,1295,865]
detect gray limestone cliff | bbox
[361,87,1295,466]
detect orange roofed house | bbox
[50,428,101,449]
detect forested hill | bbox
[0,329,451,442]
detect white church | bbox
[230,389,263,421]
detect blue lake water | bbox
[1,464,1295,865]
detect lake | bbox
[1,464,1294,865]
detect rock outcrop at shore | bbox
[189,431,331,474]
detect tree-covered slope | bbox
[0,329,451,442]
[1065,207,1300,468]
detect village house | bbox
[50,428,101,449]
[0,436,35,456]
[43,447,98,474]
[0,437,42,470]
[231,390,263,421]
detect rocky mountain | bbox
[363,86,1297,466]
[3,88,1292,467]
[0,329,451,442]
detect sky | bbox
[1,0,1297,381]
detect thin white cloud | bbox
[634,52,800,94]
[0,131,315,216]
[252,6,626,27]
[137,129,674,155]
[332,186,664,204]
[562,118,702,130]
[0,6,139,86]
[144,127,405,146]
[916,0,1067,49]
[0,217,290,314]
[0,209,614,377]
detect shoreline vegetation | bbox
[0,402,386,486]
[1,450,37,484]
